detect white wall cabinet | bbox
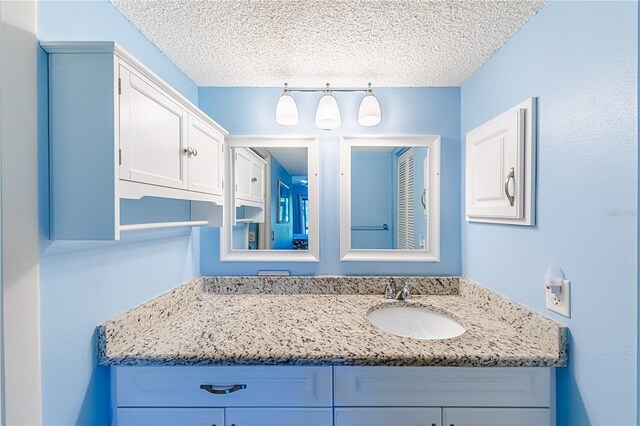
[42,41,228,240]
[111,366,555,426]
[466,98,536,225]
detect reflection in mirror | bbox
[351,146,428,250]
[232,146,309,251]
[340,135,440,262]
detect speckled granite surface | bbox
[97,276,567,367]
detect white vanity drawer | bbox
[333,367,552,408]
[114,408,224,426]
[113,366,332,407]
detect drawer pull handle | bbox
[199,384,247,394]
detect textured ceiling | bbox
[111,0,547,87]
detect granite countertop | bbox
[97,276,567,367]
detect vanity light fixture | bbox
[315,83,341,130]
[275,83,299,126]
[358,83,381,127]
[275,82,381,130]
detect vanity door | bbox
[442,408,550,426]
[335,407,442,426]
[225,408,332,426]
[115,408,224,426]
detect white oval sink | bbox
[367,306,466,340]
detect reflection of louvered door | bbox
[397,149,415,249]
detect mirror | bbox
[340,136,440,262]
[221,136,319,262]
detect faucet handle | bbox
[400,282,412,300]
[384,283,396,299]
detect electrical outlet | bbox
[544,264,571,318]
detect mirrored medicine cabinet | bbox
[220,136,320,262]
[340,135,441,262]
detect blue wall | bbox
[351,151,394,249]
[199,87,461,275]
[460,1,637,425]
[38,1,201,425]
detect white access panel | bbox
[465,97,536,225]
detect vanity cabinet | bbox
[465,97,536,226]
[42,41,227,240]
[111,366,554,426]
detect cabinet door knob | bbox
[184,147,193,156]
[192,149,198,157]
[251,177,257,182]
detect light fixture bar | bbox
[286,88,370,93]
[285,82,372,94]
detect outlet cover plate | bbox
[545,279,571,318]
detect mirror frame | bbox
[221,135,320,262]
[340,135,441,262]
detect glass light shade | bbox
[315,93,341,130]
[275,93,299,126]
[358,93,381,126]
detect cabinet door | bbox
[442,408,550,426]
[115,408,224,426]
[188,114,224,195]
[466,108,524,219]
[335,408,442,426]
[234,148,253,200]
[250,160,265,200]
[225,408,333,426]
[119,65,187,189]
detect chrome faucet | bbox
[384,281,412,300]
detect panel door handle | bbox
[504,167,515,206]
[199,384,247,394]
